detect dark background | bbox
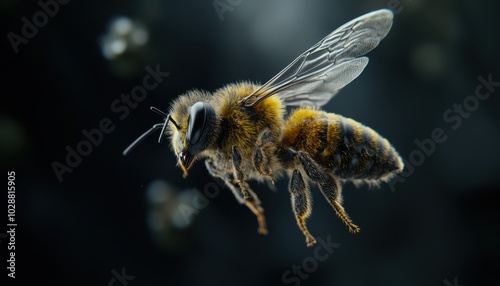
[1,0,499,285]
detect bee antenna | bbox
[122,107,182,156]
[150,106,168,117]
[150,106,181,130]
[122,123,164,156]
[150,106,180,144]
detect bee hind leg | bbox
[289,169,316,246]
[253,129,275,183]
[296,151,360,233]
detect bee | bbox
[124,9,403,246]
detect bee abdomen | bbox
[326,115,402,180]
[280,109,402,181]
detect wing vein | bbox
[239,9,394,107]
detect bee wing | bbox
[240,9,393,107]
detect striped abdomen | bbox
[280,108,403,180]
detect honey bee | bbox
[124,9,403,246]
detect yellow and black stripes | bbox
[280,107,402,180]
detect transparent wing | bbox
[240,9,393,107]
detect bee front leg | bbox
[206,157,268,234]
[206,158,245,205]
[241,182,268,235]
[253,129,275,183]
[230,180,267,234]
[232,145,251,200]
[296,151,360,233]
[289,169,316,246]
[205,157,227,179]
[231,145,268,234]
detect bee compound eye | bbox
[187,102,207,145]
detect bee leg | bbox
[253,129,275,183]
[225,180,268,234]
[320,177,360,233]
[296,151,360,233]
[242,183,268,235]
[205,157,226,179]
[205,158,245,203]
[289,169,316,246]
[231,145,268,234]
[206,157,268,233]
[232,145,251,200]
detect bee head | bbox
[177,101,216,176]
[122,91,218,178]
